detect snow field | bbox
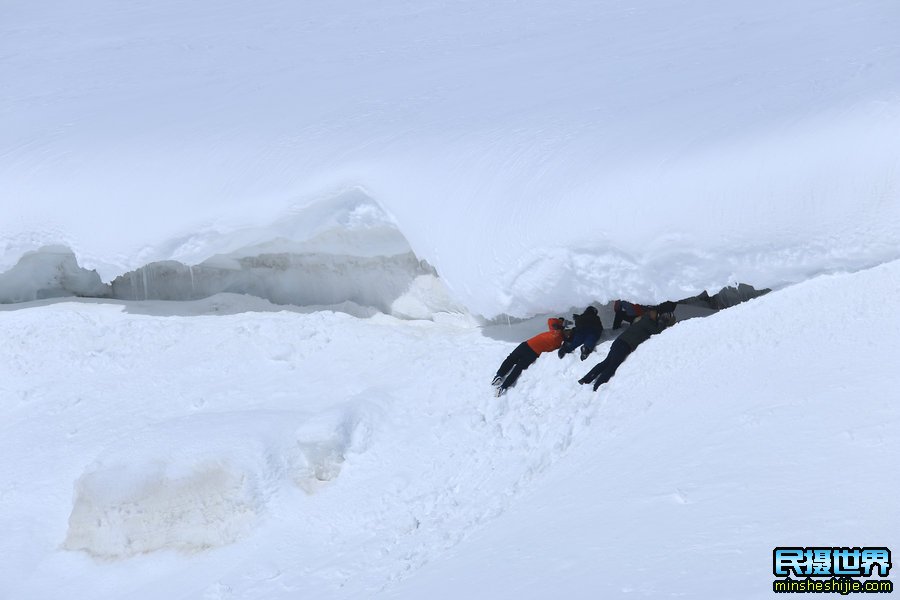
[2,0,898,596]
[0,296,606,599]
[2,260,898,598]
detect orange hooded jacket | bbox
[526,318,565,354]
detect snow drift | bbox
[3,0,899,316]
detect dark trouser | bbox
[613,311,636,330]
[559,329,601,358]
[579,338,632,390]
[496,342,539,390]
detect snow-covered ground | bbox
[2,260,898,599]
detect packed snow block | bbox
[110,252,432,313]
[0,246,110,303]
[64,461,262,558]
[60,406,377,558]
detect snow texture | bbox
[3,0,899,316]
[2,0,899,597]
[61,408,372,559]
[65,462,261,558]
[1,260,898,599]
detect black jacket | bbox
[573,309,604,334]
[617,314,663,351]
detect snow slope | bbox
[2,260,897,599]
[387,261,900,599]
[3,0,900,316]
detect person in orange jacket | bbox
[492,317,571,396]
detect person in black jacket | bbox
[612,300,650,330]
[578,303,676,391]
[558,305,604,360]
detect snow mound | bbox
[0,246,109,303]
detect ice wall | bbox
[0,246,109,303]
[110,253,433,314]
[2,0,899,317]
[0,192,466,318]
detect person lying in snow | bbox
[558,305,604,361]
[492,317,572,396]
[579,302,676,391]
[612,300,651,330]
